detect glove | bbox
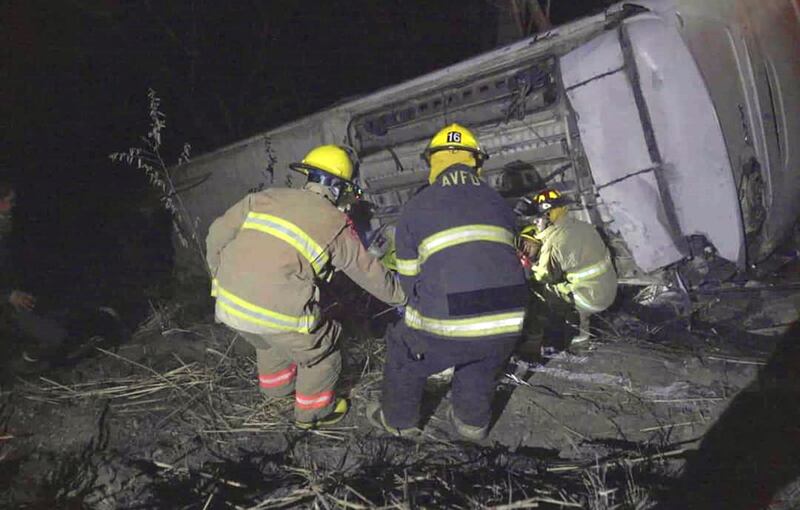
[554,282,572,300]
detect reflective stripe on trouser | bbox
[213,280,319,334]
[296,390,334,410]
[395,224,515,276]
[239,331,297,397]
[258,363,297,396]
[237,321,343,422]
[404,306,525,338]
[381,321,517,429]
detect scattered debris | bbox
[1,274,798,507]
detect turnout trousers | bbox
[239,319,342,423]
[521,284,581,352]
[380,321,517,430]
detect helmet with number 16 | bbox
[421,123,489,184]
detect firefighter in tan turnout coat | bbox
[206,145,405,429]
[515,188,617,352]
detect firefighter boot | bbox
[448,407,489,441]
[366,402,422,438]
[568,311,592,351]
[295,398,350,430]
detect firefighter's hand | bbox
[9,290,36,311]
[519,238,542,260]
[553,282,572,300]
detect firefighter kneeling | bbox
[206,145,405,430]
[514,189,618,355]
[367,124,528,441]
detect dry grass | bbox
[10,300,671,508]
[18,333,299,437]
[580,459,657,510]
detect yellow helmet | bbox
[289,145,354,182]
[519,224,538,241]
[420,123,489,165]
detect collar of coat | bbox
[535,214,571,242]
[303,182,337,204]
[434,163,480,186]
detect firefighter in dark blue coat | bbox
[367,123,528,441]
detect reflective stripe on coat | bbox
[395,164,528,339]
[533,215,617,313]
[206,186,405,335]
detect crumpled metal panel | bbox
[600,174,685,274]
[625,15,745,266]
[561,29,683,272]
[669,0,800,262]
[562,71,653,185]
[560,27,625,87]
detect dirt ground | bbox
[1,281,799,509]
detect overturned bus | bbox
[172,0,800,292]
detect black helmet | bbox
[514,188,570,218]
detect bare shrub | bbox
[109,88,206,272]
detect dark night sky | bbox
[0,0,609,311]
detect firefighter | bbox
[514,188,618,353]
[367,124,528,441]
[205,145,405,430]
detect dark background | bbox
[1,0,611,316]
